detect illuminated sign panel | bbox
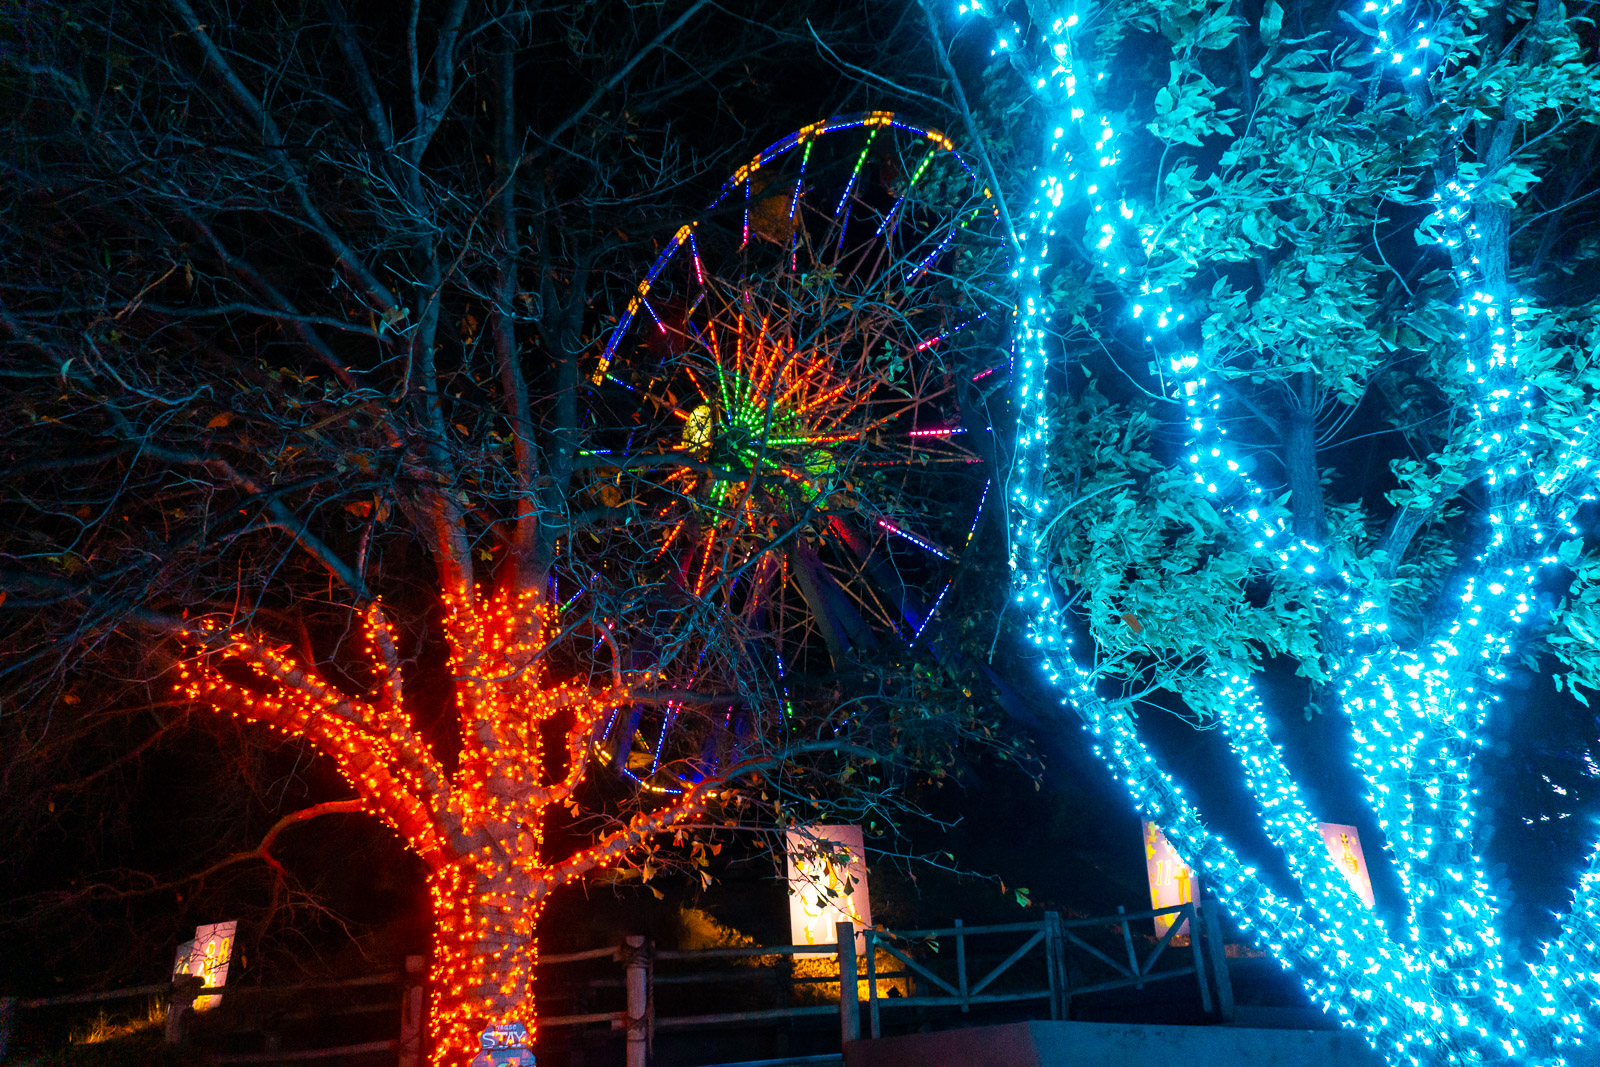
[471,1022,533,1066]
[786,825,872,956]
[1143,821,1197,936]
[1319,822,1376,908]
[1144,821,1376,936]
[172,920,237,1010]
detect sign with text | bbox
[470,1022,534,1066]
[1319,822,1376,908]
[172,920,237,1010]
[786,825,872,956]
[1142,822,1197,937]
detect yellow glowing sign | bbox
[1142,821,1196,936]
[172,921,237,1010]
[1144,820,1376,936]
[1319,822,1375,908]
[786,825,872,956]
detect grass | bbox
[68,998,166,1046]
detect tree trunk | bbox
[427,862,546,1067]
[1280,379,1326,545]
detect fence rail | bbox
[528,892,1234,1066]
[853,901,1217,1038]
[0,894,1234,1065]
[0,963,421,1065]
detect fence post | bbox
[1044,912,1066,1021]
[398,954,425,1067]
[1117,906,1143,990]
[776,953,793,1060]
[954,918,969,1012]
[864,929,880,1039]
[0,995,14,1059]
[1185,904,1213,1015]
[836,921,859,1047]
[625,935,650,1067]
[1198,889,1234,1022]
[164,975,203,1045]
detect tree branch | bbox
[37,799,365,903]
[129,439,372,601]
[542,741,892,888]
[522,0,713,164]
[916,0,1022,259]
[165,0,404,316]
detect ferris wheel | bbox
[587,112,1008,786]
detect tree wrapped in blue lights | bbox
[953,0,1600,1062]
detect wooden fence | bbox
[0,894,1233,1065]
[533,893,1233,1066]
[0,960,424,1065]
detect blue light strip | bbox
[964,0,1600,1060]
[876,518,951,560]
[911,580,953,644]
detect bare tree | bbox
[0,0,1018,1057]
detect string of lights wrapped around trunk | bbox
[958,0,1600,1062]
[178,591,705,1065]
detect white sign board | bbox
[1143,820,1377,936]
[1142,821,1197,937]
[173,921,237,1010]
[786,825,871,956]
[1319,822,1376,908]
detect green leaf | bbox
[1260,0,1283,43]
[1559,539,1585,569]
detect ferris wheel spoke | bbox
[874,144,939,240]
[915,311,988,352]
[910,580,954,645]
[830,564,906,641]
[789,137,814,221]
[963,479,991,550]
[904,217,977,285]
[599,112,1005,684]
[873,517,952,561]
[793,541,880,655]
[820,530,926,639]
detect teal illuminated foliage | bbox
[958,0,1600,1063]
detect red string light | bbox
[177,589,706,1066]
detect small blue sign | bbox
[470,1051,533,1067]
[470,1052,533,1067]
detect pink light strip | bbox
[914,312,988,352]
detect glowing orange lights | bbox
[652,315,880,603]
[176,589,707,1066]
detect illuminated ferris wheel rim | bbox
[581,104,1004,747]
[591,109,1001,564]
[588,115,1004,793]
[599,110,996,372]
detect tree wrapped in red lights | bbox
[175,590,706,1057]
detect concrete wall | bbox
[844,1020,1385,1067]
